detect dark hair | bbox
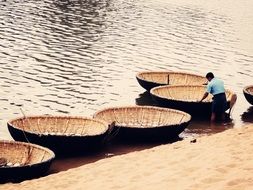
[206,72,214,79]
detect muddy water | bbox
[0,0,253,174]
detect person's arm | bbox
[200,81,212,102]
[200,92,209,102]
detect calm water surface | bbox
[0,0,253,174]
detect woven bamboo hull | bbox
[0,159,52,183]
[7,126,107,155]
[243,86,253,105]
[136,71,207,91]
[93,106,191,142]
[150,85,233,117]
[7,116,109,155]
[243,92,253,105]
[136,77,161,92]
[151,95,230,116]
[0,141,54,183]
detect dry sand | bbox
[1,125,253,190]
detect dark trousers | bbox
[212,93,227,116]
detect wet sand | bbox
[48,141,162,174]
[1,124,253,189]
[44,118,234,174]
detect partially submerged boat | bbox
[0,140,54,183]
[93,106,191,142]
[150,85,236,116]
[7,116,109,155]
[136,71,207,91]
[243,85,253,105]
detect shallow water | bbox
[0,0,253,174]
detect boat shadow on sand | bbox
[48,132,182,175]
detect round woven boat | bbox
[93,106,191,142]
[150,85,235,116]
[0,140,54,183]
[136,71,207,91]
[7,116,109,155]
[243,85,253,105]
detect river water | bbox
[0,0,253,174]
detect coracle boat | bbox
[243,85,253,105]
[93,106,191,142]
[136,71,207,91]
[7,116,109,155]
[0,140,54,183]
[150,85,236,116]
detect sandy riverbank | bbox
[1,124,253,190]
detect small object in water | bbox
[190,139,197,143]
[0,157,7,167]
[105,153,114,157]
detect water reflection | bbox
[183,118,235,137]
[241,106,253,123]
[52,0,108,39]
[135,91,156,106]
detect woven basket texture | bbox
[8,116,108,136]
[137,71,207,85]
[244,86,253,95]
[0,140,54,166]
[151,85,235,103]
[94,106,191,128]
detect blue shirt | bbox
[206,77,225,95]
